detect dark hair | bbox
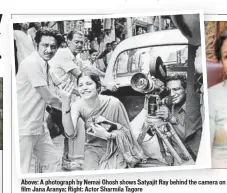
[215,29,227,62]
[41,22,50,27]
[111,41,117,45]
[67,30,84,41]
[106,43,111,48]
[13,23,21,30]
[89,49,98,55]
[165,74,187,89]
[77,72,102,93]
[29,22,35,28]
[34,28,62,48]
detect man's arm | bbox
[156,106,177,123]
[36,86,62,110]
[97,50,108,59]
[88,66,105,77]
[70,67,82,79]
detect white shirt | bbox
[103,34,115,46]
[49,48,79,85]
[209,81,227,164]
[14,30,35,65]
[27,27,37,47]
[49,48,81,100]
[17,51,48,135]
[106,51,113,66]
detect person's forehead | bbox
[40,36,57,44]
[166,79,182,87]
[72,34,84,41]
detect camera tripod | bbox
[137,115,195,166]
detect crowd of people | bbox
[14,20,121,76]
[14,14,204,174]
[14,21,147,173]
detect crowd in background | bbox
[14,19,141,173]
[14,19,126,75]
[14,15,204,173]
[13,18,154,75]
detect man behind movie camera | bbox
[156,74,202,160]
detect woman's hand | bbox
[87,123,109,140]
[58,80,74,102]
[103,82,120,92]
[106,82,119,92]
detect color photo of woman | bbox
[208,29,227,168]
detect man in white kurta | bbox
[14,23,35,67]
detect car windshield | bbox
[115,45,188,77]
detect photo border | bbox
[1,13,12,193]
[9,10,211,179]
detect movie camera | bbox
[130,56,194,166]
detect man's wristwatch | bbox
[64,108,71,114]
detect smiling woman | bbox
[209,29,227,168]
[59,71,144,170]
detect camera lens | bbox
[131,73,150,92]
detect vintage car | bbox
[102,29,192,166]
[103,29,188,121]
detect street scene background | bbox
[13,15,194,172]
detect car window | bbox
[115,50,129,74]
[115,45,188,77]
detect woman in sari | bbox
[209,29,227,168]
[60,71,144,170]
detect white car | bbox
[103,29,188,121]
[104,29,188,86]
[102,29,191,166]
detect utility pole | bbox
[126,17,133,38]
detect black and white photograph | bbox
[11,12,209,176]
